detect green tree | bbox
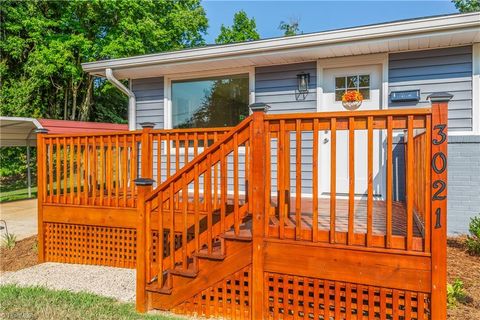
[279,17,301,36]
[451,0,480,12]
[215,10,260,44]
[0,0,208,123]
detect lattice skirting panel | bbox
[43,222,137,268]
[265,272,431,320]
[171,265,252,319]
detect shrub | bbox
[447,278,466,308]
[1,233,16,249]
[465,215,480,255]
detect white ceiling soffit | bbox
[82,12,480,79]
[0,117,43,147]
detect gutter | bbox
[105,68,136,131]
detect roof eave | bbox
[81,11,480,77]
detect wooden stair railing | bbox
[137,115,254,310]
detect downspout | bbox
[105,68,136,131]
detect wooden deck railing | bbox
[142,117,253,291]
[262,109,433,253]
[37,127,230,208]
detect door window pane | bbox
[172,74,249,128]
[334,74,371,101]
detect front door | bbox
[319,64,384,198]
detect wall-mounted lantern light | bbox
[297,72,310,94]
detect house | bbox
[36,12,479,319]
[83,12,480,235]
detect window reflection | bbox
[172,74,249,129]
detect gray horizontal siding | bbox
[132,77,164,129]
[255,62,317,195]
[389,46,473,131]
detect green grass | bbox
[0,285,179,320]
[0,185,37,203]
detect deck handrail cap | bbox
[249,103,270,113]
[134,178,155,186]
[427,92,453,102]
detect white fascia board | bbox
[82,12,480,77]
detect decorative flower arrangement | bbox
[341,90,363,110]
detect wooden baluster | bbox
[158,191,164,288]
[91,137,97,205]
[115,135,120,207]
[166,133,171,178]
[406,116,414,250]
[348,117,355,245]
[175,133,180,172]
[367,116,373,246]
[182,173,188,270]
[278,120,285,239]
[203,133,208,209]
[145,200,152,283]
[295,119,302,240]
[55,137,60,203]
[220,144,227,232]
[206,153,213,254]
[184,133,188,166]
[233,133,240,236]
[83,137,89,205]
[169,184,175,270]
[193,133,198,157]
[284,130,291,224]
[157,134,162,185]
[69,137,74,204]
[386,116,393,248]
[100,136,105,206]
[76,137,81,205]
[48,138,53,203]
[312,118,319,242]
[132,134,138,205]
[263,124,270,237]
[194,164,200,254]
[122,135,128,207]
[107,136,112,206]
[63,137,67,204]
[330,118,337,244]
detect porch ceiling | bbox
[82,12,480,80]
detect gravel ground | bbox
[0,262,136,302]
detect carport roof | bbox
[0,117,128,147]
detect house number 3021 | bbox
[432,123,447,229]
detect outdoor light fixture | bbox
[297,72,310,94]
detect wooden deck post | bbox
[35,128,49,262]
[249,103,269,319]
[428,92,452,320]
[135,122,155,312]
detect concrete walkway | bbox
[0,199,37,240]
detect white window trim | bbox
[163,66,255,130]
[472,43,480,135]
[316,53,389,111]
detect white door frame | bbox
[316,53,389,199]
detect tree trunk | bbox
[63,87,68,120]
[79,76,93,121]
[71,87,77,120]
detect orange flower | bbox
[342,90,364,102]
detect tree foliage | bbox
[215,10,260,44]
[451,0,480,12]
[279,17,301,36]
[0,0,208,123]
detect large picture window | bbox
[171,74,249,129]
